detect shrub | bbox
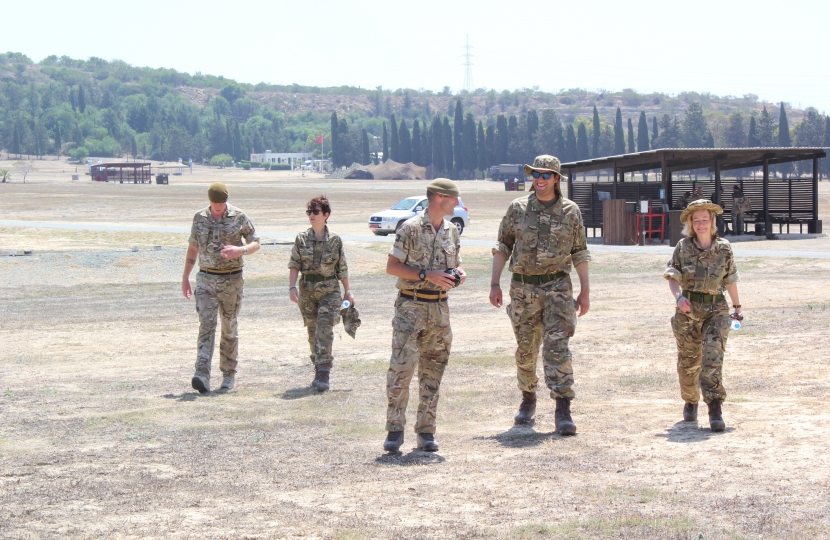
[271,163,291,170]
[69,146,89,160]
[209,153,233,167]
[242,163,251,170]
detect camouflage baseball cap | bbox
[680,199,723,223]
[524,155,566,177]
[208,182,229,203]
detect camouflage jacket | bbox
[664,236,739,294]
[188,204,259,271]
[288,227,349,279]
[390,211,461,291]
[492,193,591,275]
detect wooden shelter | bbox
[561,148,826,240]
[91,163,152,183]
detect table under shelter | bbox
[561,148,825,244]
[91,163,153,184]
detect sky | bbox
[5,0,830,112]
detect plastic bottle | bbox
[341,300,350,310]
[730,314,742,330]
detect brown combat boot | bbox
[554,397,577,435]
[683,402,698,422]
[514,391,537,424]
[708,399,726,432]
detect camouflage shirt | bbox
[389,211,461,291]
[288,226,349,279]
[188,204,259,271]
[664,236,739,294]
[493,193,591,275]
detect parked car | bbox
[368,196,470,236]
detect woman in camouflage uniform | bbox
[288,195,355,392]
[664,199,742,432]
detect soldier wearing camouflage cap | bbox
[490,155,591,435]
[665,199,742,432]
[182,182,260,394]
[383,178,466,453]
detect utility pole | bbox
[463,35,474,93]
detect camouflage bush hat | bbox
[680,199,723,223]
[524,155,566,177]
[208,182,229,203]
[427,178,460,197]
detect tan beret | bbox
[208,182,228,203]
[427,178,460,197]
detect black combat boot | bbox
[683,402,698,422]
[311,365,320,389]
[554,397,577,435]
[708,399,726,432]
[383,431,404,452]
[315,369,330,392]
[416,432,439,452]
[514,391,537,424]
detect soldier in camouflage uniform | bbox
[665,199,742,432]
[490,155,591,435]
[182,182,260,394]
[383,178,466,453]
[288,195,354,392]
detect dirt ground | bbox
[2,160,830,539]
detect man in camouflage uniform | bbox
[665,199,741,431]
[490,155,591,435]
[182,182,259,394]
[287,197,353,392]
[383,178,466,453]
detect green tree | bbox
[778,102,792,147]
[747,116,760,147]
[11,124,21,156]
[637,111,649,152]
[0,169,9,183]
[330,112,339,166]
[390,114,399,162]
[565,124,577,162]
[507,115,522,163]
[382,122,388,163]
[758,106,775,147]
[453,100,464,172]
[463,113,477,175]
[725,111,746,148]
[130,134,138,158]
[627,118,635,153]
[576,122,589,160]
[442,116,453,174]
[496,114,508,163]
[681,102,709,148]
[477,120,487,172]
[527,110,539,141]
[421,120,431,167]
[485,125,496,167]
[432,116,444,174]
[655,114,680,148]
[651,116,659,148]
[78,85,86,113]
[54,124,62,155]
[398,119,412,163]
[361,129,370,165]
[412,120,422,166]
[592,105,601,157]
[614,107,625,155]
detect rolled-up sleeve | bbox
[288,235,302,270]
[335,238,350,280]
[492,208,515,259]
[570,209,591,267]
[241,215,259,245]
[188,216,199,247]
[389,229,409,263]
[722,246,740,285]
[663,244,683,282]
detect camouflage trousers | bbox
[386,296,452,434]
[671,299,730,404]
[194,272,243,378]
[507,277,577,399]
[298,279,342,370]
[732,211,745,234]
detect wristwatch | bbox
[243,246,248,255]
[419,269,426,281]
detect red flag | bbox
[316,136,323,144]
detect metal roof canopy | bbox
[561,148,826,236]
[92,163,152,168]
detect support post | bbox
[661,154,669,208]
[763,158,770,235]
[567,168,573,201]
[612,163,618,200]
[813,156,819,225]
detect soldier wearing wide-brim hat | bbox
[382,178,466,453]
[182,182,260,393]
[490,155,591,435]
[665,198,742,431]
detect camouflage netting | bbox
[344,160,427,180]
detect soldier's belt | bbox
[199,268,242,276]
[399,289,448,303]
[512,271,568,285]
[301,274,336,283]
[683,290,724,303]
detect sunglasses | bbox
[306,208,321,215]
[531,171,558,180]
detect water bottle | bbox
[730,313,742,330]
[341,300,350,310]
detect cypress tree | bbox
[54,124,62,155]
[576,123,589,160]
[527,110,539,139]
[432,116,444,174]
[778,102,791,147]
[130,134,138,158]
[565,125,577,162]
[637,111,649,152]
[555,123,565,160]
[592,105,601,157]
[758,106,775,147]
[706,131,715,148]
[421,121,431,167]
[463,113,477,175]
[496,114,508,163]
[477,120,487,172]
[747,116,760,147]
[412,120,422,166]
[652,116,660,149]
[12,124,21,156]
[382,122,388,162]
[485,125,496,167]
[390,114,399,162]
[614,107,625,154]
[361,129,370,165]
[69,88,76,112]
[78,86,86,114]
[627,118,635,153]
[399,119,412,163]
[443,116,453,175]
[331,112,339,166]
[453,100,464,172]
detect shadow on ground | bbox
[475,424,563,448]
[374,450,446,466]
[656,420,736,443]
[162,392,225,402]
